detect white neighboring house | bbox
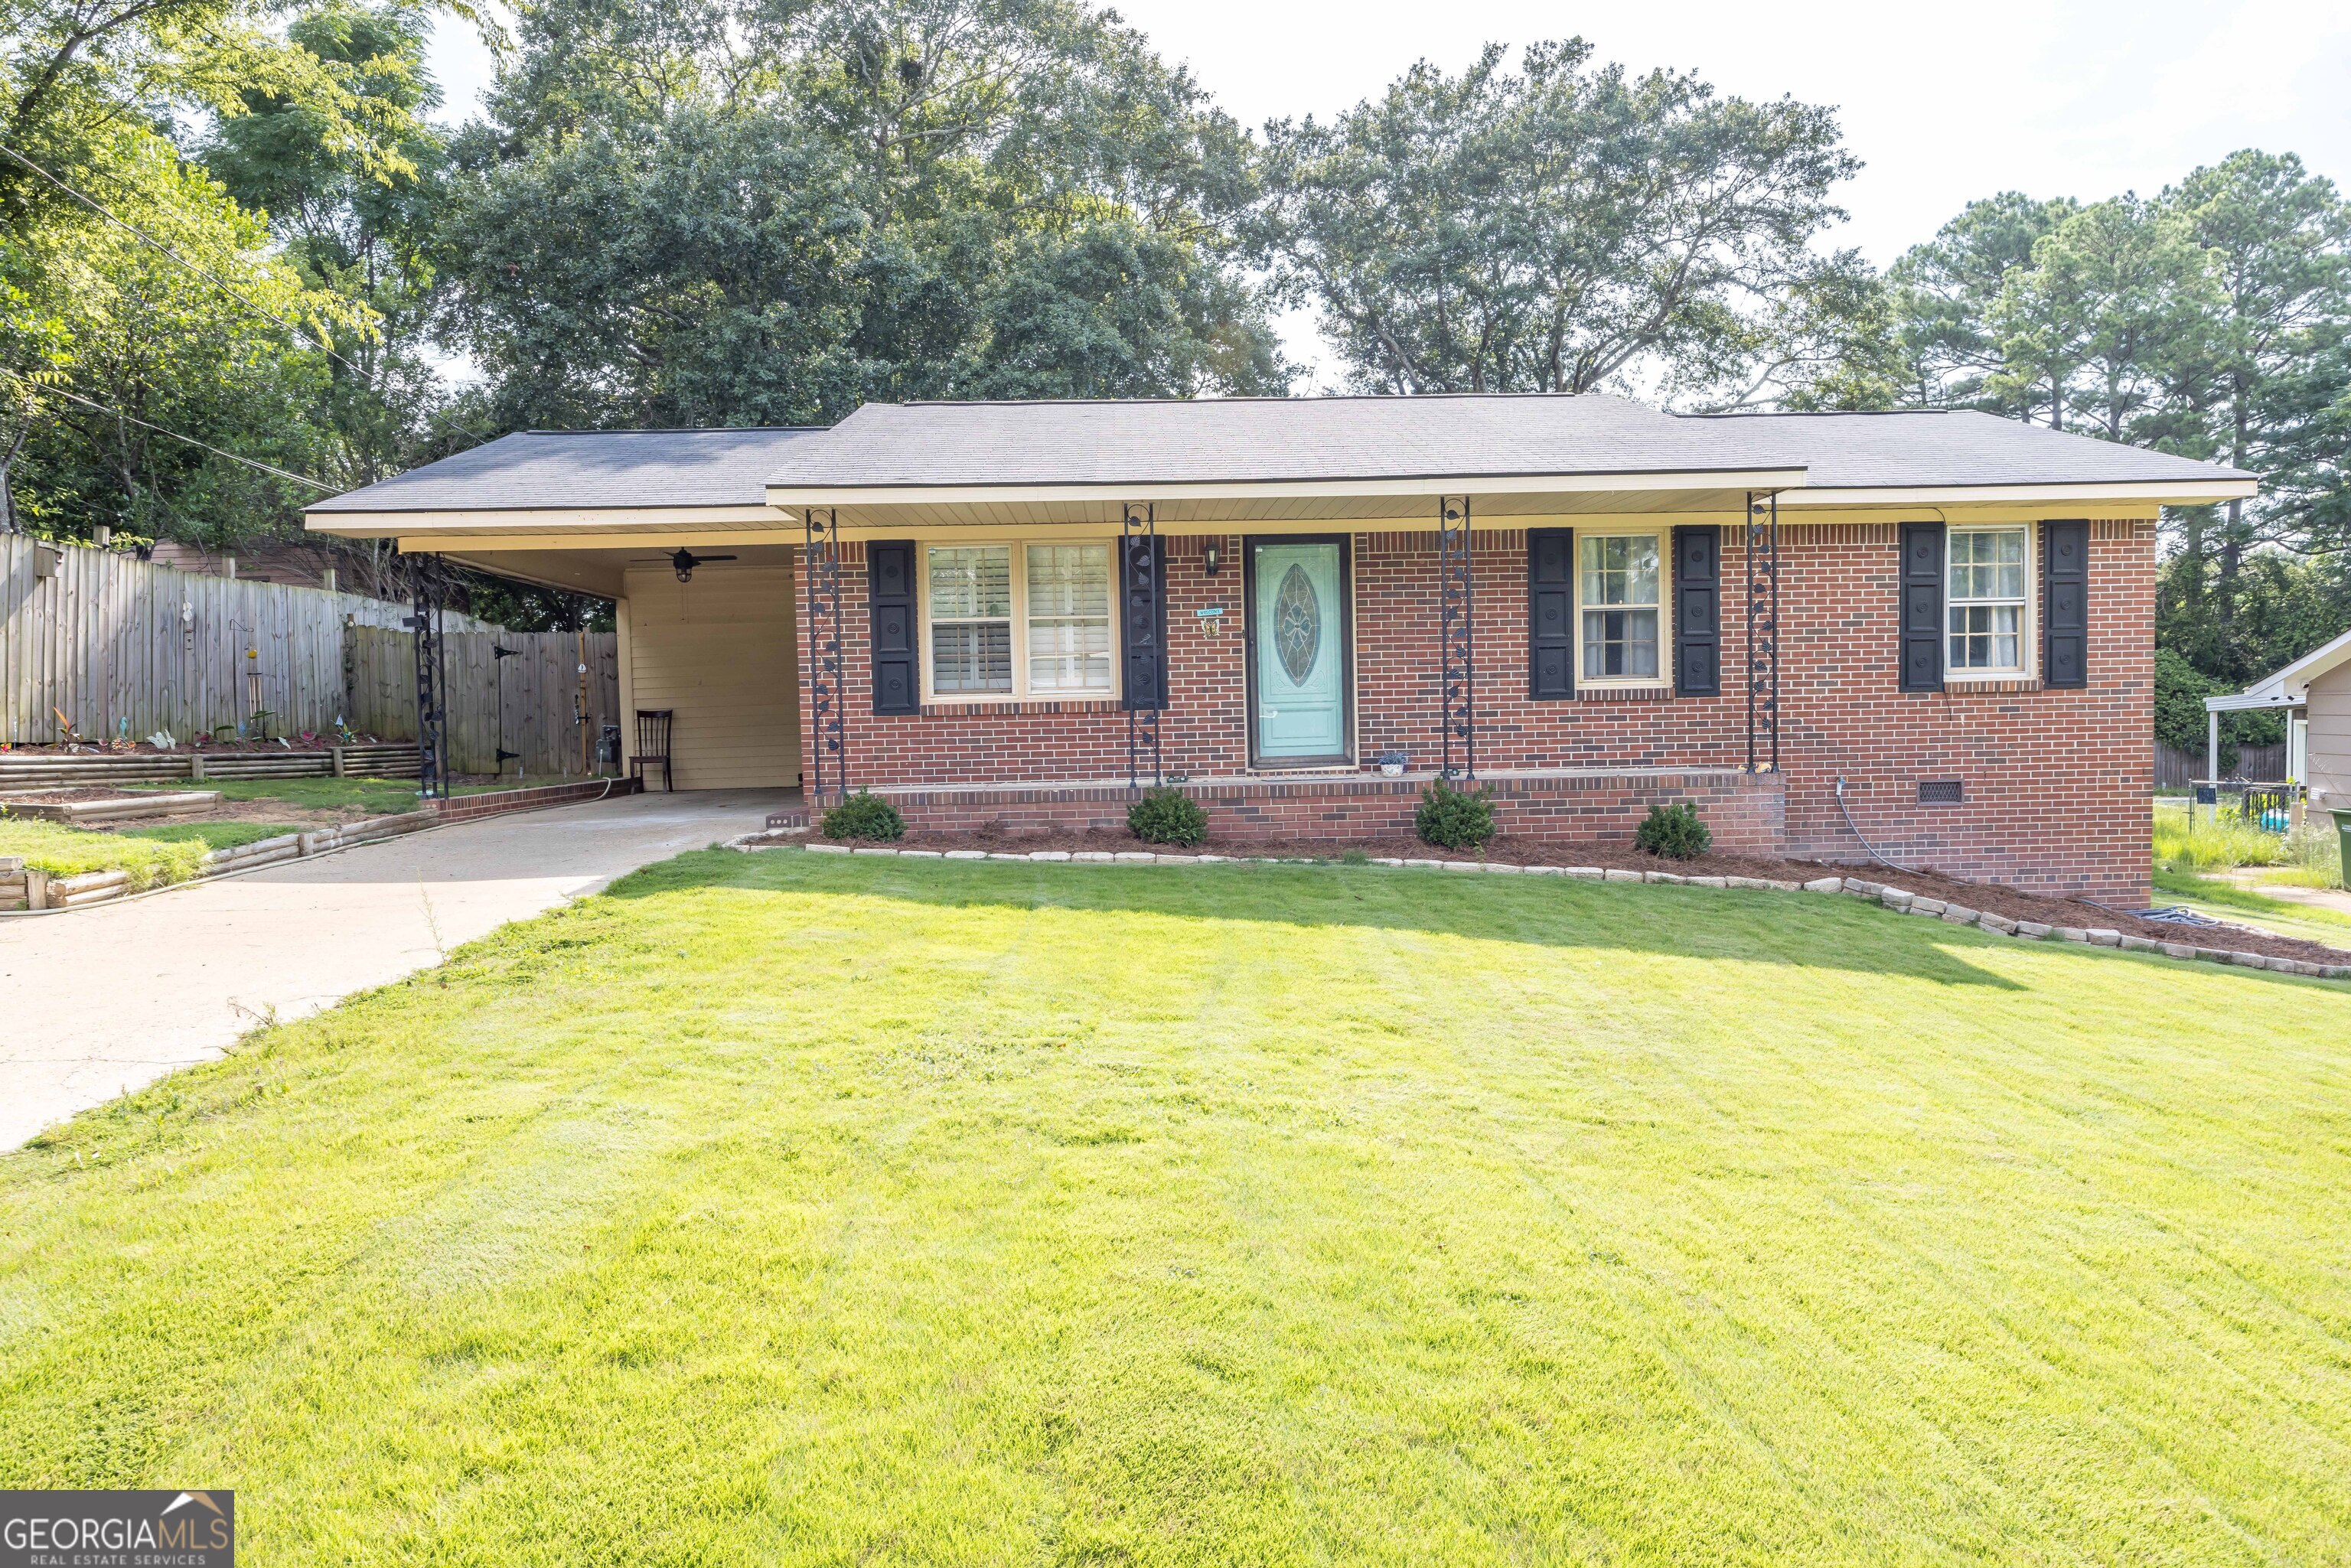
[2209,628,2351,807]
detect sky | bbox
[423,0,2351,386]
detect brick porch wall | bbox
[798,520,2155,899]
[877,768,1785,850]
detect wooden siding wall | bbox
[0,533,489,745]
[621,565,800,789]
[346,625,620,777]
[2309,663,2351,808]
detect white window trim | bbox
[1573,524,1674,689]
[918,540,1120,705]
[1944,522,2037,683]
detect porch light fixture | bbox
[1202,542,1221,575]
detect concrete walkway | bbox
[1,789,787,1149]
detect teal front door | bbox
[1250,540,1349,763]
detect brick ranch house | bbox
[305,395,2253,899]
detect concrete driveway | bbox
[1,789,787,1149]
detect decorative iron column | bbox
[804,506,847,803]
[407,552,448,800]
[1438,494,1475,778]
[1744,491,1781,773]
[1122,501,1162,790]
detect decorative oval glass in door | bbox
[1273,563,1321,685]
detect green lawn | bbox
[5,853,2349,1563]
[2153,868,2351,950]
[0,816,305,885]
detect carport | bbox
[307,430,816,793]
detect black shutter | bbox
[1672,524,1720,696]
[1899,520,1945,693]
[1528,527,1575,699]
[868,540,918,715]
[1120,536,1168,710]
[2043,519,2089,689]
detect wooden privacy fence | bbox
[0,533,490,745]
[2155,742,2291,788]
[2,535,614,778]
[346,624,620,778]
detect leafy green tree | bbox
[1886,157,2349,709]
[437,0,1285,429]
[1987,196,2218,438]
[203,2,453,487]
[2157,152,2351,617]
[1882,192,2078,414]
[4,125,355,543]
[2,0,454,551]
[2153,647,2229,761]
[1262,40,1860,401]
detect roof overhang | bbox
[307,504,777,540]
[760,469,1805,531]
[310,472,2258,544]
[1778,478,2257,510]
[2217,624,2351,708]
[2206,689,2303,713]
[764,468,1803,507]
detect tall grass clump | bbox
[2150,800,2287,873]
[2265,815,2347,890]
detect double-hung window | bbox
[1579,532,1663,682]
[924,543,1114,700]
[1947,527,2028,674]
[1024,546,1114,693]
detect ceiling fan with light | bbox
[630,547,739,582]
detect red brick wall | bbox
[882,769,1785,850]
[798,520,2155,898]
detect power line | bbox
[10,373,338,493]
[0,141,490,453]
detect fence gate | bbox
[345,624,619,777]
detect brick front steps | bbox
[863,767,1786,850]
[1,777,637,912]
[730,838,2351,985]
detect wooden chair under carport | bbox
[630,709,674,792]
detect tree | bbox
[3,124,356,543]
[1262,41,1860,400]
[203,1,455,491]
[2,0,454,552]
[435,0,1286,429]
[1885,158,2351,713]
[1882,192,2078,414]
[2158,152,2351,608]
[1987,196,2217,439]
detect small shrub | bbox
[821,790,905,841]
[1635,802,1711,861]
[1127,785,1207,846]
[1415,777,1495,852]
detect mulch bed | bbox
[845,825,2351,967]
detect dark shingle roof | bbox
[761,394,1792,488]
[308,427,820,513]
[1680,409,2254,489]
[306,399,2255,516]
